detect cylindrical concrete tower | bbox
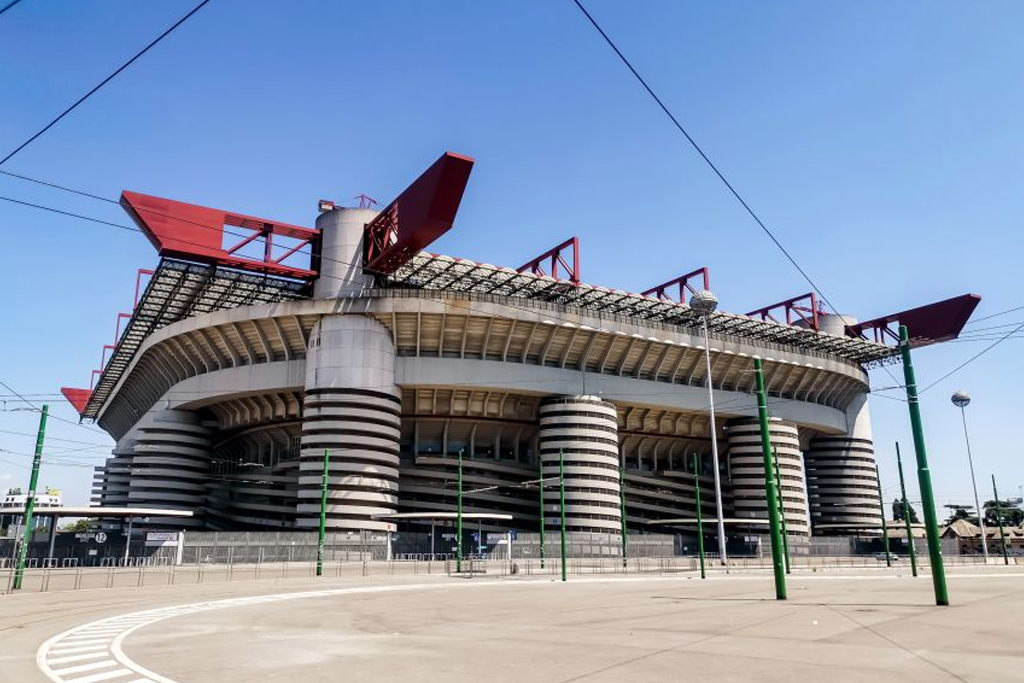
[297,315,401,532]
[725,418,809,536]
[538,396,621,534]
[126,410,213,528]
[313,207,378,299]
[804,393,880,533]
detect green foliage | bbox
[892,498,920,524]
[983,500,1024,527]
[59,518,94,533]
[943,504,977,526]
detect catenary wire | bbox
[0,0,212,167]
[0,0,24,18]
[566,0,911,392]
[919,319,1024,393]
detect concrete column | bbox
[804,392,880,534]
[538,396,621,534]
[298,315,401,532]
[313,207,379,300]
[125,410,212,529]
[725,418,810,536]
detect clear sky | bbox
[1,1,1021,514]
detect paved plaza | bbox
[2,566,1023,683]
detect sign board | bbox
[95,532,107,544]
[145,532,180,547]
[486,533,507,544]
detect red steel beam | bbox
[120,192,320,280]
[60,388,92,416]
[846,294,981,347]
[517,236,580,284]
[641,267,710,303]
[363,152,475,274]
[747,293,821,331]
[134,268,154,309]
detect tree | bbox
[892,498,920,524]
[59,518,94,533]
[943,504,977,526]
[983,500,1024,527]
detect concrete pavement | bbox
[3,566,1024,683]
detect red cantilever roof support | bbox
[747,293,822,331]
[363,152,475,275]
[114,312,132,344]
[60,388,92,416]
[641,267,710,303]
[517,236,580,284]
[120,192,320,280]
[134,269,154,309]
[846,294,981,348]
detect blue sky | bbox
[1,1,1021,511]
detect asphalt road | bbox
[3,566,1024,683]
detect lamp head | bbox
[951,390,971,408]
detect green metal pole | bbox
[14,405,47,591]
[559,448,567,582]
[896,442,918,577]
[619,457,628,568]
[693,453,706,579]
[316,449,329,577]
[875,462,892,567]
[899,324,949,606]
[992,475,1009,565]
[753,359,787,600]
[457,449,464,573]
[773,446,791,574]
[538,454,546,570]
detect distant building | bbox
[1,486,63,509]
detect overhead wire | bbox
[0,0,24,19]
[0,0,212,167]
[566,0,910,392]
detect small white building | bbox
[1,486,63,509]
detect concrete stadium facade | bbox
[81,201,893,543]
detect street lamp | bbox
[691,289,728,565]
[951,390,988,559]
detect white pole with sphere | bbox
[951,391,988,559]
[691,289,728,566]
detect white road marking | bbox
[36,572,1024,683]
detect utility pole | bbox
[753,359,786,600]
[559,449,567,582]
[899,325,949,606]
[693,453,706,579]
[896,442,918,577]
[875,462,891,567]
[992,475,1009,565]
[618,455,628,568]
[13,405,48,591]
[457,449,464,573]
[316,449,329,577]
[538,455,546,570]
[773,446,790,574]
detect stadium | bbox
[60,152,979,549]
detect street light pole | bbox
[900,325,949,606]
[316,448,329,577]
[559,449,567,582]
[992,475,1009,565]
[875,462,891,567]
[896,442,918,577]
[457,449,464,574]
[14,405,48,591]
[773,446,790,574]
[691,290,727,565]
[952,391,987,559]
[753,358,786,600]
[538,454,546,570]
[618,455,628,568]
[693,453,706,579]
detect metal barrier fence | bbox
[1,552,1004,596]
